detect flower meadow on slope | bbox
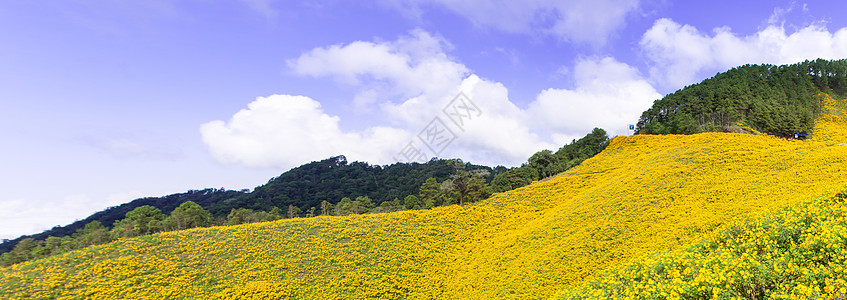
[558,191,847,300]
[1,97,846,299]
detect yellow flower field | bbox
[557,191,847,299]
[2,97,846,299]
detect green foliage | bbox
[491,128,610,193]
[491,167,538,193]
[554,128,610,162]
[74,221,109,248]
[124,205,165,236]
[335,197,354,216]
[226,207,285,226]
[0,219,120,267]
[227,208,254,225]
[43,236,73,255]
[353,196,374,214]
[445,159,491,206]
[404,195,420,209]
[320,200,334,216]
[212,156,495,216]
[529,150,557,178]
[638,59,847,136]
[0,238,34,266]
[164,201,212,231]
[287,205,302,219]
[419,177,440,208]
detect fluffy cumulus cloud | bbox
[203,30,659,170]
[528,57,661,143]
[200,95,409,169]
[424,75,556,165]
[388,0,640,45]
[641,18,847,89]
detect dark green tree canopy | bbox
[209,156,496,216]
[124,206,166,235]
[165,201,212,231]
[637,59,847,136]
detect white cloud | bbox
[204,30,659,170]
[288,29,469,108]
[199,82,551,169]
[284,29,554,166]
[528,57,661,141]
[387,0,641,45]
[641,18,847,89]
[200,94,409,169]
[428,75,556,165]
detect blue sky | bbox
[1,0,846,239]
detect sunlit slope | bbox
[430,134,847,299]
[2,101,847,299]
[556,190,847,299]
[553,95,847,299]
[811,94,847,143]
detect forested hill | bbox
[637,59,847,136]
[204,156,497,216]
[0,157,495,254]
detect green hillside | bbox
[207,155,495,216]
